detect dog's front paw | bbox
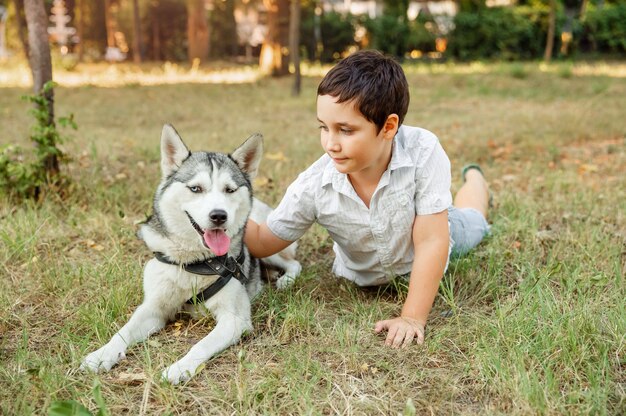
[162,361,197,385]
[276,260,302,290]
[80,346,126,372]
[276,273,296,289]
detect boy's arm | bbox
[374,210,449,348]
[245,219,294,258]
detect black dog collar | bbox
[154,251,246,304]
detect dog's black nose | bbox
[209,209,227,225]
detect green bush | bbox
[583,3,626,53]
[447,7,545,60]
[0,82,76,200]
[301,10,356,63]
[406,12,438,54]
[362,14,411,58]
[320,12,357,62]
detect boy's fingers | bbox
[385,326,399,346]
[374,320,388,333]
[402,331,415,348]
[376,320,424,347]
[392,329,406,348]
[416,328,425,344]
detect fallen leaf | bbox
[265,151,288,162]
[491,143,513,160]
[536,230,558,242]
[115,371,147,385]
[85,240,104,251]
[578,164,598,174]
[20,256,39,269]
[254,176,270,188]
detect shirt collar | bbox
[321,130,413,193]
[388,128,414,171]
[322,156,354,196]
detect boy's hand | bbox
[374,316,425,348]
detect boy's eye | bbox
[341,128,353,135]
[318,125,328,131]
[188,185,202,193]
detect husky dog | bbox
[80,124,301,384]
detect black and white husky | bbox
[80,124,301,384]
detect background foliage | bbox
[2,0,625,64]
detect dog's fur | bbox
[80,125,301,384]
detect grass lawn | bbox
[0,59,624,415]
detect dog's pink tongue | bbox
[203,230,230,256]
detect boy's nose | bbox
[325,134,341,152]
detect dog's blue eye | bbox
[225,186,236,194]
[188,186,202,193]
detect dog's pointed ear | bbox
[160,124,190,178]
[232,133,263,179]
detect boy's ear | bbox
[382,114,400,140]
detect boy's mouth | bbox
[330,156,348,163]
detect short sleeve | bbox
[414,140,452,215]
[266,172,317,241]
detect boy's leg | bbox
[448,206,490,258]
[448,165,491,258]
[453,166,490,219]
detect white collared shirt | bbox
[266,125,452,286]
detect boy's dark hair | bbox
[317,50,410,133]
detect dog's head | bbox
[149,124,263,257]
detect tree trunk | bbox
[76,0,84,61]
[260,0,290,76]
[289,0,301,96]
[24,0,53,100]
[209,0,236,57]
[132,0,142,63]
[579,0,589,18]
[103,0,115,48]
[13,0,30,60]
[24,0,58,175]
[544,0,556,62]
[151,1,160,61]
[186,0,209,63]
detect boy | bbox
[245,50,490,348]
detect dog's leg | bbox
[263,252,302,289]
[81,300,170,372]
[162,281,252,384]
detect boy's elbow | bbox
[244,221,283,258]
[247,241,265,258]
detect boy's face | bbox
[317,95,396,179]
